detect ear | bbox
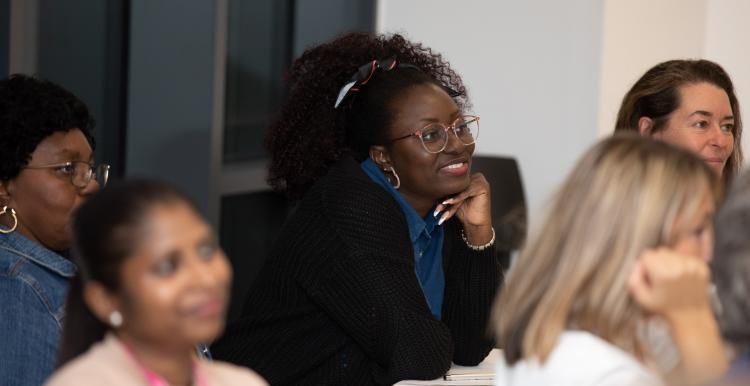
[369,145,392,170]
[637,117,655,136]
[0,180,11,207]
[83,281,121,325]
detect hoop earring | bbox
[0,206,17,234]
[384,167,401,189]
[109,310,123,328]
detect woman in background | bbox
[494,135,727,386]
[615,59,742,186]
[212,32,500,385]
[46,180,266,386]
[710,170,750,385]
[0,74,107,386]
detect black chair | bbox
[220,190,294,321]
[471,155,527,270]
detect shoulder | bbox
[45,336,138,386]
[0,236,73,304]
[202,361,268,386]
[0,254,69,328]
[496,331,662,386]
[0,240,24,272]
[303,156,410,250]
[0,261,56,317]
[314,156,398,212]
[551,332,660,385]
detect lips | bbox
[439,157,470,176]
[185,297,225,320]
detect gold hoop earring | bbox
[384,167,401,189]
[0,206,18,234]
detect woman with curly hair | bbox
[0,74,108,385]
[211,32,500,385]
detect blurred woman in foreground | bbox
[46,180,266,386]
[493,135,726,386]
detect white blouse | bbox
[495,331,663,386]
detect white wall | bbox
[597,0,708,137]
[597,0,750,157]
[705,0,750,162]
[378,0,604,219]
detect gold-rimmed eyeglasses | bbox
[24,161,110,188]
[389,115,479,154]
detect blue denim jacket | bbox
[0,231,76,386]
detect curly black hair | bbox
[0,74,95,181]
[266,32,469,200]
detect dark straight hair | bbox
[56,179,198,367]
[614,59,743,186]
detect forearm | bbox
[666,309,728,385]
[308,253,454,380]
[442,241,501,365]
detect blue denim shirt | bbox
[0,231,76,386]
[360,159,446,320]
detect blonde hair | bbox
[493,134,718,365]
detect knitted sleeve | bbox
[299,246,454,384]
[440,219,503,366]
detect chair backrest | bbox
[220,190,294,321]
[471,156,527,258]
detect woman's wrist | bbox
[461,224,495,249]
[666,308,728,384]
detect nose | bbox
[188,253,231,291]
[442,127,465,154]
[79,179,100,196]
[708,124,731,150]
[189,258,219,288]
[702,226,715,262]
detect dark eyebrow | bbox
[689,111,713,118]
[417,110,463,125]
[53,148,94,162]
[689,110,735,121]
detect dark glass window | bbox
[222,0,375,163]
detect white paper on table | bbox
[394,349,501,386]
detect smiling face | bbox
[115,202,232,349]
[0,129,99,251]
[372,83,475,216]
[652,82,735,176]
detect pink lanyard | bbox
[120,340,210,386]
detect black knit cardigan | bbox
[211,156,502,385]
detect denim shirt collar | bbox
[0,231,76,277]
[360,158,440,244]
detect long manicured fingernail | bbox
[433,204,444,217]
[438,213,449,225]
